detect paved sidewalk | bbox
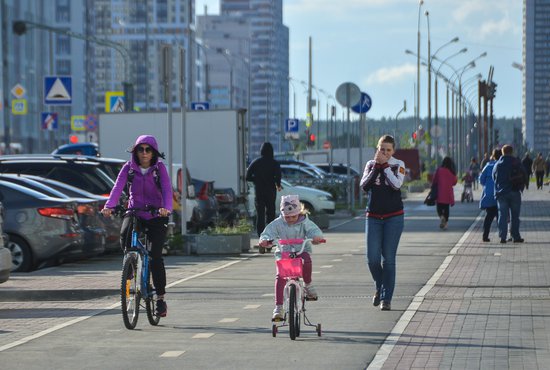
[371,187,550,370]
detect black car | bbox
[0,155,115,196]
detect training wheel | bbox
[272,324,277,337]
[316,323,322,337]
[259,246,265,254]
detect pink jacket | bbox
[433,167,457,205]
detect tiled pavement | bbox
[373,187,550,369]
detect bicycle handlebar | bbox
[265,238,326,256]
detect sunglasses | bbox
[136,146,152,153]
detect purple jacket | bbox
[105,135,173,220]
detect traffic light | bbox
[487,82,497,99]
[412,132,417,140]
[494,129,499,144]
[12,21,27,36]
[309,133,316,147]
[69,135,79,144]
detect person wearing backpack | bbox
[102,135,173,317]
[493,144,526,244]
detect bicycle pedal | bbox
[305,296,318,301]
[271,317,283,322]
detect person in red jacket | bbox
[432,156,458,229]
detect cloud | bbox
[478,17,518,39]
[365,63,416,85]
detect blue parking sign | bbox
[285,118,299,133]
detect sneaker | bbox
[304,284,318,300]
[439,215,446,229]
[372,291,381,307]
[272,305,284,320]
[156,299,167,317]
[380,301,391,311]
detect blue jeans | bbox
[497,191,522,240]
[365,214,404,302]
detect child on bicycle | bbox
[101,135,172,317]
[258,194,324,320]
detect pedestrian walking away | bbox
[431,156,458,230]
[469,157,481,190]
[493,144,527,244]
[479,148,502,242]
[360,135,406,311]
[532,152,546,189]
[522,152,533,189]
[246,142,282,237]
[258,194,324,320]
[101,135,173,317]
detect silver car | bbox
[0,201,10,283]
[0,180,84,272]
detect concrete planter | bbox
[408,184,425,193]
[186,234,244,255]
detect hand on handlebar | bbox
[311,237,326,245]
[101,208,113,218]
[259,239,273,247]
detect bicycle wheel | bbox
[288,284,297,340]
[121,254,140,329]
[145,262,161,326]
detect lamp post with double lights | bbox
[217,48,234,109]
[425,9,432,159]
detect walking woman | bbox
[360,135,406,311]
[479,148,502,241]
[432,156,457,229]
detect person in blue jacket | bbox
[102,135,173,317]
[479,148,501,242]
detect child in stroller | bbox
[461,171,474,202]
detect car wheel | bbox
[302,201,315,213]
[7,235,34,272]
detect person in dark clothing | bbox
[246,142,282,236]
[522,153,533,189]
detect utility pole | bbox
[2,0,11,153]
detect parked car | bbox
[0,180,84,272]
[247,179,335,217]
[214,187,240,226]
[52,143,100,157]
[17,175,121,253]
[190,178,219,232]
[0,201,10,283]
[313,162,361,198]
[0,155,115,196]
[0,174,106,258]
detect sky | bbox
[196,0,523,121]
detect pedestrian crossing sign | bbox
[71,115,87,131]
[105,91,126,112]
[44,76,72,105]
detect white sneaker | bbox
[304,284,318,299]
[272,305,284,320]
[439,215,446,229]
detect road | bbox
[0,189,483,369]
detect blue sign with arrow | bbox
[351,92,372,114]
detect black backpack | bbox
[510,158,526,192]
[125,165,162,193]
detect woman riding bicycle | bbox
[259,195,324,320]
[101,135,172,317]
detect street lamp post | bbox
[217,48,234,109]
[425,10,432,160]
[395,100,407,145]
[416,0,424,134]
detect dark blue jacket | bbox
[492,155,524,198]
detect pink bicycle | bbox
[269,238,325,340]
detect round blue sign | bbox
[351,92,372,114]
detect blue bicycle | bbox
[116,206,161,330]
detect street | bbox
[1,187,549,369]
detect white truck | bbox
[98,109,248,198]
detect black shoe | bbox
[380,301,391,311]
[482,237,490,242]
[372,291,380,307]
[156,299,167,317]
[500,239,506,244]
[513,238,524,243]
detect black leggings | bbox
[254,189,276,237]
[121,216,169,296]
[482,206,498,239]
[436,203,450,222]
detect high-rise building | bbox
[524,0,550,154]
[220,0,289,155]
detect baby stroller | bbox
[461,172,474,203]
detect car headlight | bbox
[317,195,332,201]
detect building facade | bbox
[524,0,550,154]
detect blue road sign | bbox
[41,112,58,130]
[44,76,72,105]
[285,118,299,133]
[191,102,210,110]
[351,92,372,114]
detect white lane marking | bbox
[367,213,483,370]
[219,318,239,323]
[331,259,343,262]
[342,254,353,256]
[327,214,363,230]
[160,351,186,358]
[320,265,333,268]
[244,304,261,309]
[262,293,275,297]
[192,333,214,339]
[0,259,246,353]
[494,252,501,256]
[312,271,320,274]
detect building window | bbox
[56,60,71,75]
[56,34,71,55]
[55,0,70,23]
